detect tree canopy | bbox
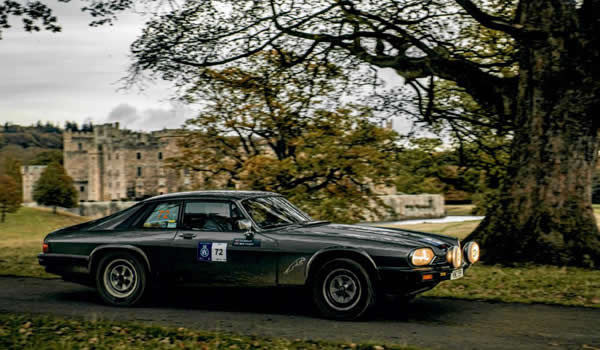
[169,52,399,222]
[0,174,21,222]
[2,156,22,201]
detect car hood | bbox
[282,223,457,249]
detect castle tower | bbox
[64,129,93,201]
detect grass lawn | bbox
[379,205,600,308]
[0,312,423,350]
[0,207,88,278]
[424,264,600,308]
[444,204,476,216]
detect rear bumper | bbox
[38,253,91,283]
[378,264,471,296]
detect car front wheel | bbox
[95,251,147,306]
[312,258,375,320]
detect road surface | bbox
[0,276,598,350]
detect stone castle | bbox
[22,123,193,203]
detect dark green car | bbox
[39,190,480,320]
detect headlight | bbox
[446,245,463,268]
[410,248,435,266]
[464,241,480,264]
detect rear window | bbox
[88,203,144,230]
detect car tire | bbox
[95,251,147,306]
[312,258,375,321]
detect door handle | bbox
[180,232,196,239]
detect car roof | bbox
[143,190,281,202]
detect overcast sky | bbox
[0,1,188,131]
[0,2,414,133]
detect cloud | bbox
[0,1,176,128]
[104,102,190,131]
[107,103,139,124]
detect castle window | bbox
[115,153,119,160]
[98,145,103,152]
[80,186,85,192]
[78,143,82,151]
[137,167,142,177]
[158,152,163,160]
[137,152,141,160]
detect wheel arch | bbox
[305,247,380,285]
[88,245,151,275]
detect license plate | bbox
[451,268,464,280]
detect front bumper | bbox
[377,263,472,296]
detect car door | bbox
[171,199,278,286]
[124,200,182,275]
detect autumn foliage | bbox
[170,53,399,222]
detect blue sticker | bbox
[198,242,212,262]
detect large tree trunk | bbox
[466,0,600,267]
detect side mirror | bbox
[237,219,253,239]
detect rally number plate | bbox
[451,268,464,280]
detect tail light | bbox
[42,243,49,253]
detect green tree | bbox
[33,162,77,214]
[0,0,145,39]
[129,0,600,267]
[171,53,399,223]
[29,150,63,166]
[0,174,21,222]
[2,156,22,202]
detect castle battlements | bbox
[62,123,189,202]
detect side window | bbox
[142,202,180,229]
[182,201,242,232]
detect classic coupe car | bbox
[39,190,479,320]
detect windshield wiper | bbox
[300,220,330,226]
[261,222,300,229]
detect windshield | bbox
[242,196,312,229]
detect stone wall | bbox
[364,194,445,222]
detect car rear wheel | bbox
[95,251,147,306]
[312,258,375,320]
